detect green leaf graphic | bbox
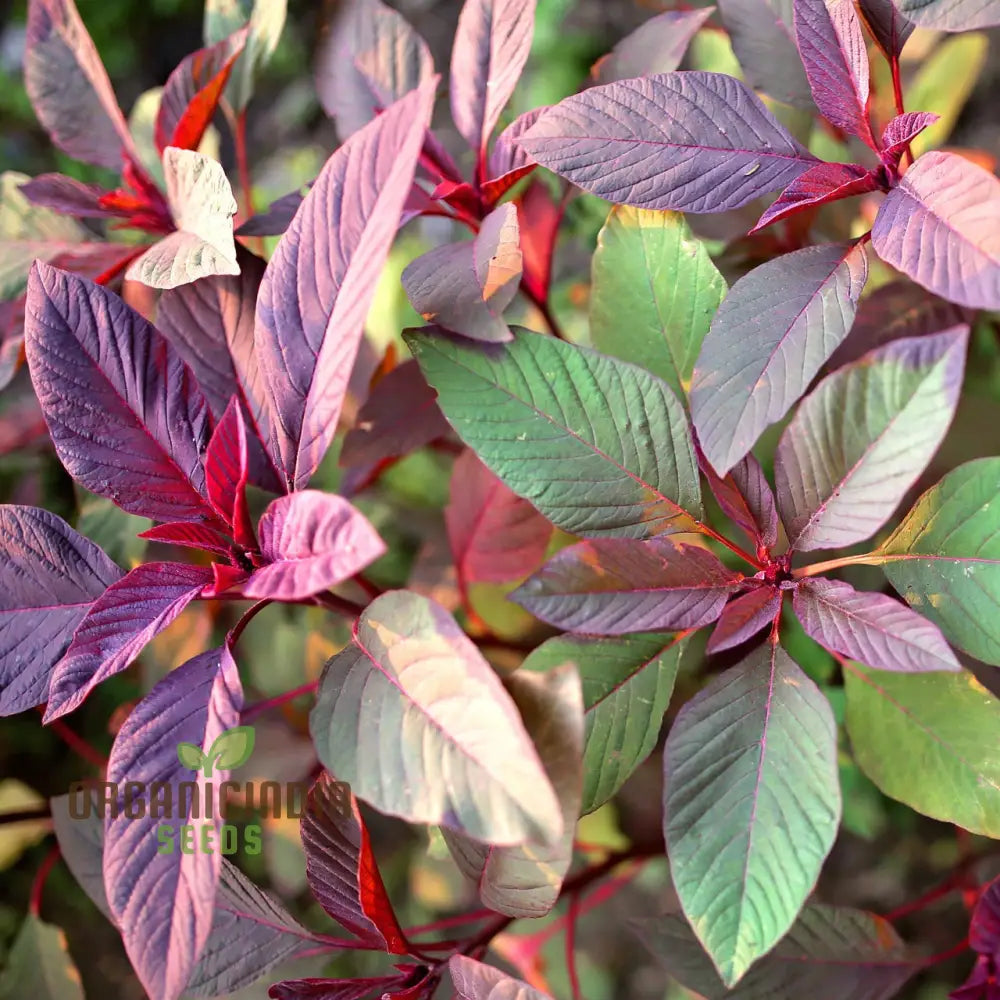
[176,742,207,772]
[205,725,256,775]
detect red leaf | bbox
[206,398,255,547]
[516,179,562,304]
[301,773,408,954]
[707,586,782,654]
[698,449,779,552]
[481,108,544,206]
[139,521,235,557]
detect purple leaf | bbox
[104,646,242,1000]
[254,80,435,490]
[0,506,122,716]
[519,71,817,213]
[23,263,216,522]
[234,187,305,237]
[244,491,385,601]
[339,360,451,469]
[717,0,814,109]
[895,0,1000,30]
[138,521,235,557]
[858,0,915,59]
[706,586,781,654]
[881,112,939,167]
[450,0,536,159]
[310,590,563,845]
[18,174,114,217]
[793,578,961,672]
[872,151,1000,309]
[402,203,521,342]
[24,0,136,170]
[691,242,869,476]
[794,0,877,148]
[156,29,247,153]
[699,451,779,551]
[825,279,971,371]
[512,537,740,635]
[205,398,254,545]
[775,328,967,552]
[970,876,1000,956]
[450,955,552,1000]
[482,108,544,205]
[750,162,880,233]
[593,9,713,84]
[155,247,281,493]
[301,772,408,952]
[269,974,422,1000]
[44,562,213,721]
[446,449,552,594]
[315,0,434,140]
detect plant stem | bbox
[235,109,255,218]
[521,281,567,341]
[229,599,271,647]
[923,937,969,966]
[29,845,60,918]
[313,591,367,618]
[791,551,885,578]
[241,681,319,723]
[44,714,108,769]
[0,806,51,826]
[566,891,583,1000]
[696,521,765,569]
[889,54,914,168]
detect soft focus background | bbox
[2,2,1000,998]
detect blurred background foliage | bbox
[2,2,1000,998]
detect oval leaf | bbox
[594,9,713,83]
[706,586,781,654]
[310,591,563,845]
[664,640,841,986]
[450,955,552,1000]
[895,0,1000,29]
[0,915,84,1000]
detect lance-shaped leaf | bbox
[519,72,817,213]
[127,148,239,290]
[402,204,522,343]
[775,328,967,552]
[522,632,687,814]
[793,578,960,673]
[717,0,814,109]
[450,0,536,158]
[23,263,216,522]
[301,773,408,952]
[881,112,939,168]
[156,29,247,153]
[447,449,552,595]
[844,662,1000,837]
[235,186,305,237]
[513,537,739,635]
[700,452,779,551]
[593,9,713,83]
[340,360,451,469]
[750,162,880,233]
[405,326,702,538]
[104,646,242,1000]
[450,956,552,1000]
[591,206,726,404]
[794,0,876,148]
[0,506,122,716]
[244,491,385,601]
[895,0,1000,29]
[255,80,435,490]
[24,0,135,170]
[139,521,237,558]
[706,586,781,654]
[858,0,914,59]
[482,109,544,205]
[443,664,583,918]
[310,591,563,845]
[826,279,970,371]
[44,562,213,721]
[872,151,1000,310]
[692,242,869,476]
[634,904,920,1000]
[879,458,1000,664]
[205,399,254,545]
[0,915,84,1000]
[315,0,434,140]
[18,173,112,218]
[269,972,424,1000]
[664,640,841,986]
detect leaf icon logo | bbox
[175,726,255,776]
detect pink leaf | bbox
[593,9,713,83]
[751,162,880,233]
[205,399,254,546]
[707,587,782,654]
[699,450,779,551]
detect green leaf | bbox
[207,725,256,772]
[844,663,1000,837]
[905,33,988,159]
[663,640,841,986]
[203,0,288,111]
[405,326,702,538]
[633,904,919,1000]
[522,632,687,814]
[590,206,726,403]
[880,457,1000,664]
[176,742,207,771]
[0,915,84,1000]
[76,490,149,568]
[310,591,563,846]
[443,662,584,918]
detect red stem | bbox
[29,845,61,918]
[313,591,367,618]
[228,599,271,647]
[43,713,108,769]
[923,937,969,966]
[521,281,568,341]
[241,681,319,724]
[889,54,914,169]
[235,110,255,217]
[566,891,583,1000]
